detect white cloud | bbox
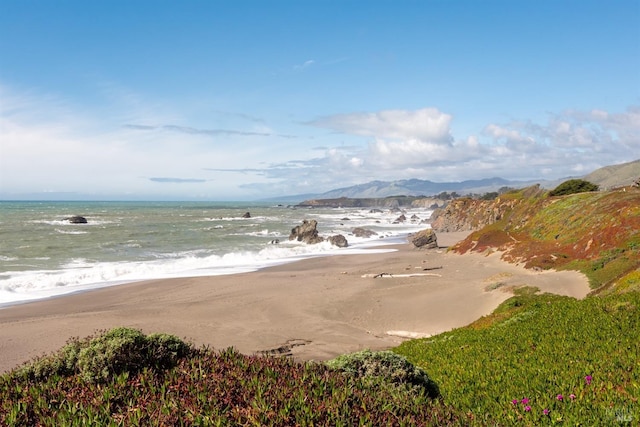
[311,108,453,143]
[293,59,315,71]
[0,85,308,199]
[304,106,639,185]
[2,83,638,199]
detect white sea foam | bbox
[55,228,89,235]
[0,202,434,307]
[0,239,396,306]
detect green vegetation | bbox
[549,179,599,197]
[326,349,440,399]
[12,327,192,383]
[1,332,459,426]
[395,290,640,425]
[1,187,638,425]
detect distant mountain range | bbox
[267,159,639,202]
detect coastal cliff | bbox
[445,184,640,292]
[297,196,445,209]
[429,185,546,233]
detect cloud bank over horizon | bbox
[1,2,638,200]
[1,84,637,200]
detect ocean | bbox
[0,201,434,307]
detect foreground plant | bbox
[396,290,640,425]
[1,329,459,426]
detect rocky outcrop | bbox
[65,215,88,224]
[289,219,350,247]
[289,220,324,244]
[242,212,251,218]
[393,214,407,223]
[430,185,545,232]
[411,229,438,249]
[328,234,348,247]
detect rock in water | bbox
[412,229,438,249]
[393,214,407,223]
[289,219,324,244]
[328,234,349,247]
[242,212,251,218]
[352,227,378,238]
[66,215,88,224]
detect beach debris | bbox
[411,228,438,249]
[258,339,311,357]
[386,330,432,339]
[352,227,378,238]
[65,215,88,224]
[362,273,442,278]
[269,239,280,244]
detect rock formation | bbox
[288,220,349,247]
[65,215,88,224]
[411,229,438,249]
[328,234,348,247]
[429,185,546,232]
[393,214,407,223]
[288,220,324,244]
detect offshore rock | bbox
[328,234,349,248]
[393,214,407,224]
[412,229,438,249]
[66,215,88,224]
[289,219,324,244]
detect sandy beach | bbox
[0,232,590,374]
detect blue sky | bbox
[1,0,638,200]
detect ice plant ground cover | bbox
[395,287,640,425]
[0,336,461,426]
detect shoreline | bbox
[0,231,590,373]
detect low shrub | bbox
[549,179,599,196]
[326,349,440,398]
[1,347,461,426]
[13,327,192,383]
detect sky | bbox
[0,0,639,201]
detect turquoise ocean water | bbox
[0,201,434,306]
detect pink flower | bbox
[569,394,576,400]
[511,399,519,406]
[585,375,592,385]
[521,398,529,405]
[543,409,550,415]
[557,394,563,401]
[524,405,531,412]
